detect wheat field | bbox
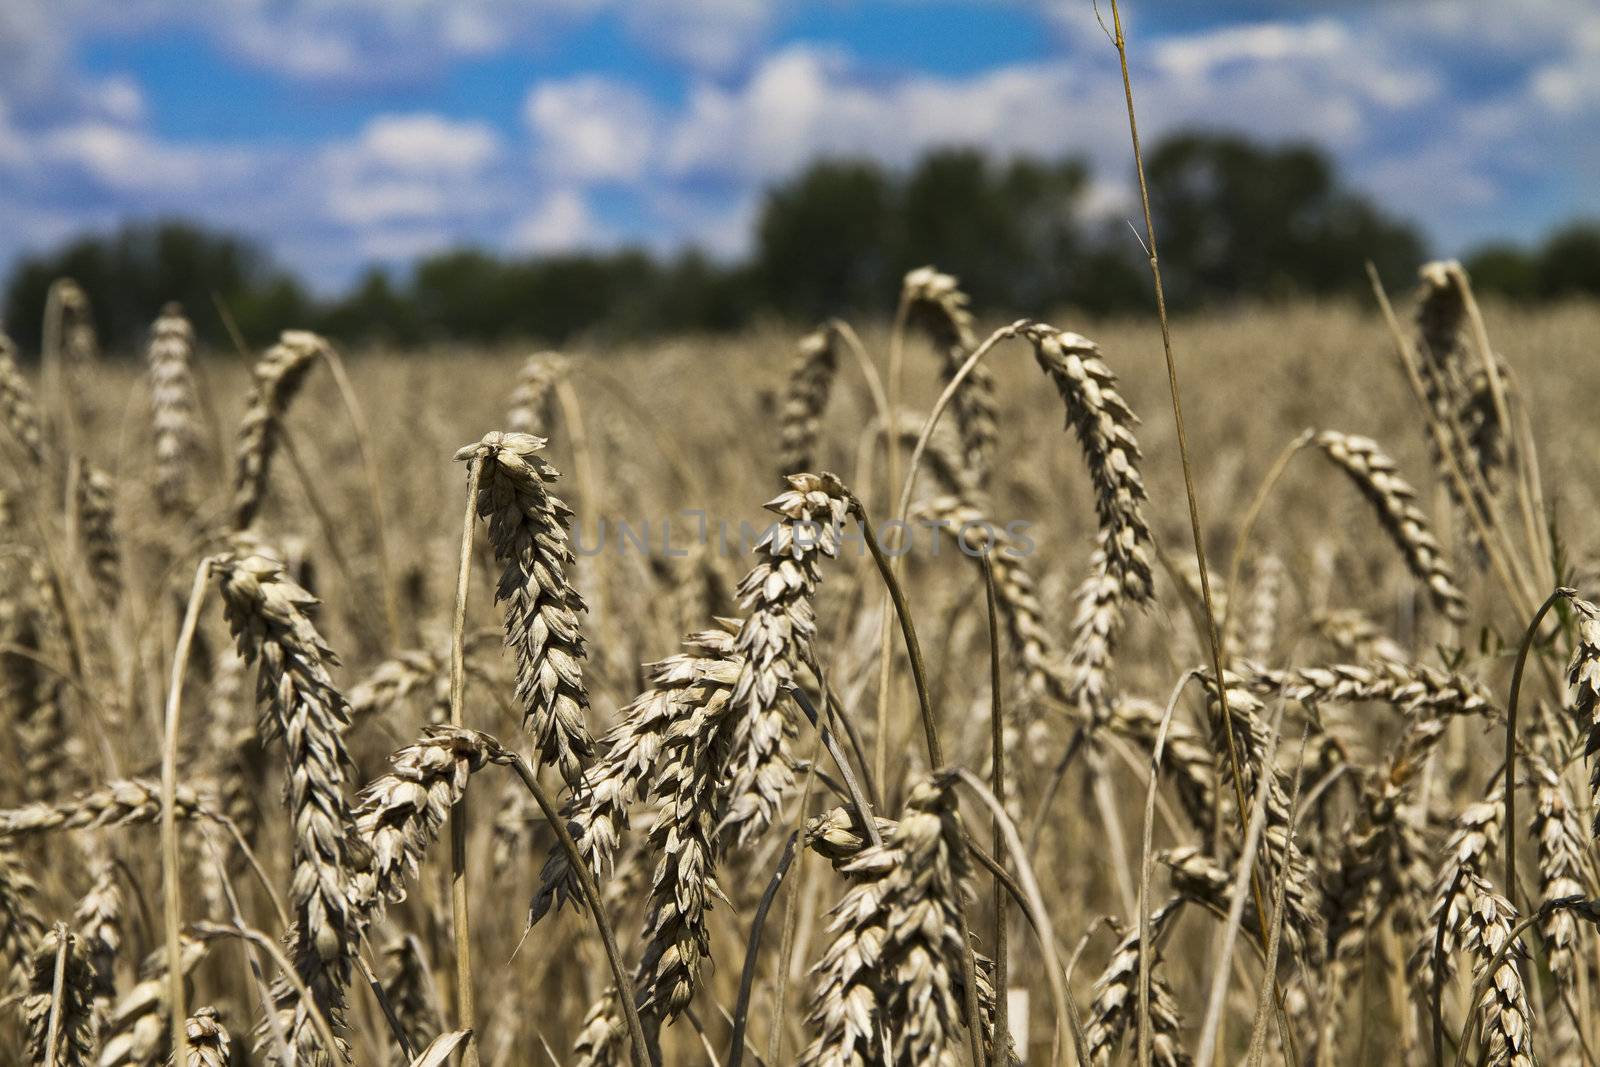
[1,267,1599,1067]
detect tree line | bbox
[2,131,1593,354]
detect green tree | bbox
[1144,133,1424,305]
[754,161,897,319]
[1536,222,1600,297]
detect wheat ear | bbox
[779,326,841,476]
[0,841,45,991]
[230,332,322,531]
[904,266,997,485]
[378,936,444,1060]
[97,935,210,1067]
[26,923,95,1067]
[0,329,46,464]
[1566,594,1600,832]
[506,351,571,435]
[1312,430,1468,622]
[1083,899,1191,1067]
[178,1007,233,1067]
[146,303,200,513]
[214,551,354,1062]
[75,461,122,605]
[455,432,593,787]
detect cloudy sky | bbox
[2,0,1596,289]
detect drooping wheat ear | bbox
[720,472,851,845]
[800,773,973,1067]
[904,267,997,484]
[179,1007,233,1067]
[71,858,120,1013]
[24,923,96,1067]
[1243,661,1498,721]
[98,935,210,1067]
[1083,899,1192,1067]
[230,331,322,531]
[214,551,355,1061]
[455,432,594,788]
[572,988,626,1067]
[146,303,200,513]
[1567,594,1600,833]
[1529,756,1586,995]
[911,494,1075,711]
[531,630,737,923]
[1310,608,1408,664]
[76,461,123,604]
[506,351,570,436]
[346,726,511,924]
[1412,788,1502,994]
[347,646,449,721]
[0,841,45,991]
[1459,874,1535,1067]
[1245,553,1285,664]
[0,778,222,836]
[379,935,444,1059]
[0,329,46,464]
[778,326,841,476]
[1021,324,1155,603]
[1105,697,1217,839]
[1311,430,1468,622]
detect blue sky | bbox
[1,1,1596,290]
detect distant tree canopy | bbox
[4,131,1593,356]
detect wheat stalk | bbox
[455,432,594,788]
[1312,430,1468,622]
[146,304,200,513]
[230,332,322,531]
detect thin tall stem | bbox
[448,457,484,1067]
[161,558,214,1067]
[982,553,1011,1064]
[1504,587,1570,896]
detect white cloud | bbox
[345,113,501,175]
[513,189,602,253]
[526,78,657,182]
[623,0,778,74]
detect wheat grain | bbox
[1312,430,1468,622]
[177,1007,232,1067]
[455,432,593,788]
